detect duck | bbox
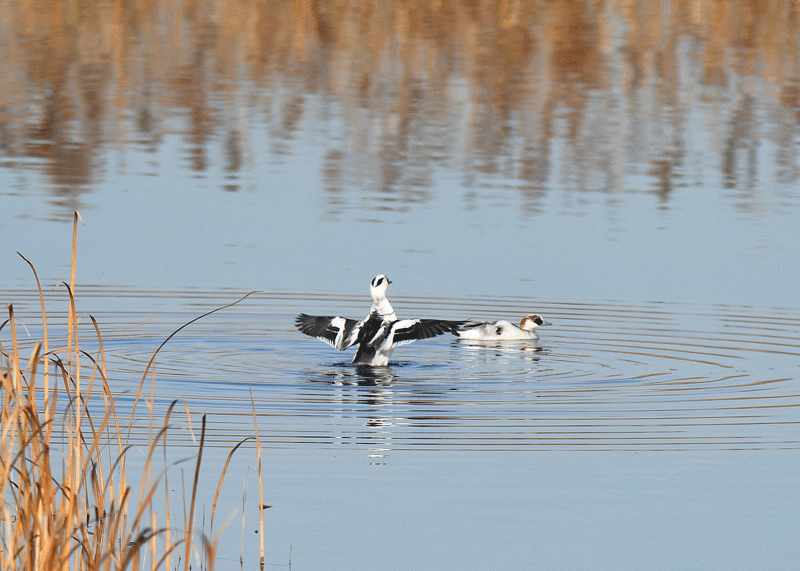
[296,274,467,366]
[455,314,551,341]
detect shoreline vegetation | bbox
[1,213,265,571]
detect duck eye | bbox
[533,316,543,325]
[375,277,383,286]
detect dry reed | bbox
[0,214,263,570]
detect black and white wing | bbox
[391,319,468,347]
[295,314,362,350]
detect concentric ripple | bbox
[6,287,800,451]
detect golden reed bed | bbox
[1,214,265,571]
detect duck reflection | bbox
[455,339,545,362]
[317,363,399,386]
[306,366,401,458]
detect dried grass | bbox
[0,213,264,570]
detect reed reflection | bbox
[1,0,799,215]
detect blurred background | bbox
[0,0,798,303]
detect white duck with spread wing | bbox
[296,275,467,366]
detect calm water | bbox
[2,0,800,568]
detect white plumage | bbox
[456,314,551,341]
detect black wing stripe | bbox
[296,314,336,342]
[295,313,360,348]
[392,319,468,344]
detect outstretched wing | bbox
[295,314,362,350]
[391,318,468,347]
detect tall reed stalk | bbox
[0,214,260,570]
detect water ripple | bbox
[6,288,800,451]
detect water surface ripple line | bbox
[5,287,800,451]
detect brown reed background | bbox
[1,0,798,205]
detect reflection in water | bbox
[319,364,400,386]
[457,338,545,361]
[1,0,799,216]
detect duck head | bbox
[519,314,552,330]
[370,274,391,300]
